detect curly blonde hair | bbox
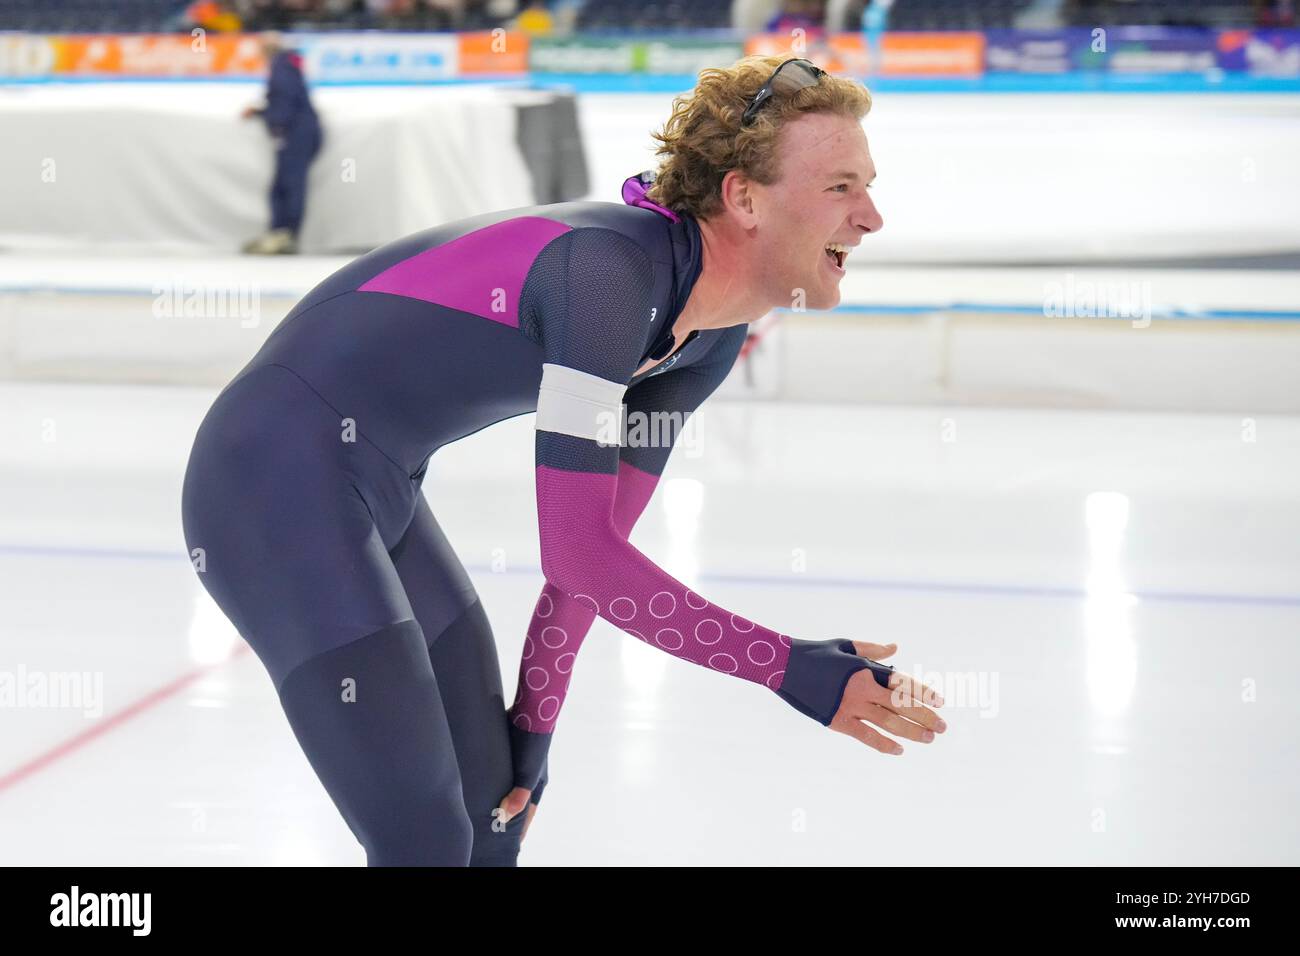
[647,54,873,220]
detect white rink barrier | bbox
[1,257,1296,413]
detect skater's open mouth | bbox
[823,242,849,268]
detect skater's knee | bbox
[360,793,474,866]
[467,805,525,867]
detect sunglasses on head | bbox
[740,58,829,128]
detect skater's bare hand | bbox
[497,786,539,842]
[240,105,259,119]
[829,641,946,754]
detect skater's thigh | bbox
[388,492,480,640]
[182,362,417,689]
[276,618,474,866]
[390,494,526,864]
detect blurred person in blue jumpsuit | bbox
[241,32,322,254]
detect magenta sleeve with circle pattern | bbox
[507,459,661,736]
[506,448,874,802]
[534,463,794,688]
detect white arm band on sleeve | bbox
[535,362,628,443]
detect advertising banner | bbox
[529,37,638,73]
[4,28,1298,84]
[985,29,1097,73]
[457,30,528,74]
[294,33,459,82]
[8,32,462,82]
[1216,29,1300,76]
[530,36,742,74]
[879,32,985,76]
[52,33,263,77]
[0,33,60,78]
[745,32,870,75]
[1100,26,1217,73]
[641,38,746,74]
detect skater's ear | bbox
[718,169,760,228]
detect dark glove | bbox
[530,757,548,807]
[774,637,895,725]
[507,720,552,807]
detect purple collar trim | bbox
[621,172,680,223]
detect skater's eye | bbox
[829,183,849,193]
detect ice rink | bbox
[2,377,1297,865]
